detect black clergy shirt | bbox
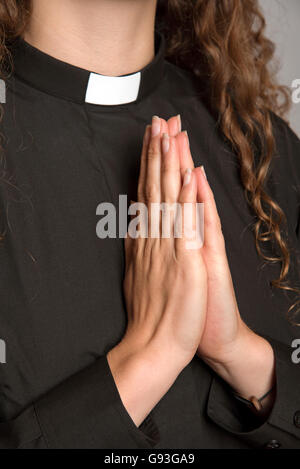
[0,30,300,449]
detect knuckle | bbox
[147,143,159,161]
[161,159,174,173]
[207,215,222,232]
[145,183,159,202]
[161,166,180,181]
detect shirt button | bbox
[265,440,281,449]
[294,411,300,429]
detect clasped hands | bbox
[107,115,275,426]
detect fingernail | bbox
[183,130,189,143]
[162,133,170,154]
[177,114,181,132]
[152,116,161,137]
[201,165,207,179]
[183,168,192,186]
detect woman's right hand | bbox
[107,116,207,426]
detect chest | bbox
[0,98,297,378]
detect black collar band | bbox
[11,30,166,105]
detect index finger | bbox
[144,115,162,205]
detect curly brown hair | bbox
[0,0,299,321]
[156,0,299,322]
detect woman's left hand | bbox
[173,124,276,408]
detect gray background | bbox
[261,0,300,136]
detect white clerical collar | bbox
[85,71,141,105]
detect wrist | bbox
[203,327,275,400]
[106,335,187,426]
[108,339,186,381]
[108,329,191,375]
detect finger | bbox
[176,130,195,180]
[178,169,197,203]
[137,124,152,202]
[194,166,225,252]
[144,115,162,206]
[167,114,181,137]
[161,134,181,204]
[175,169,198,253]
[160,118,169,135]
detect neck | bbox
[24,0,158,76]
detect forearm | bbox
[107,339,186,427]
